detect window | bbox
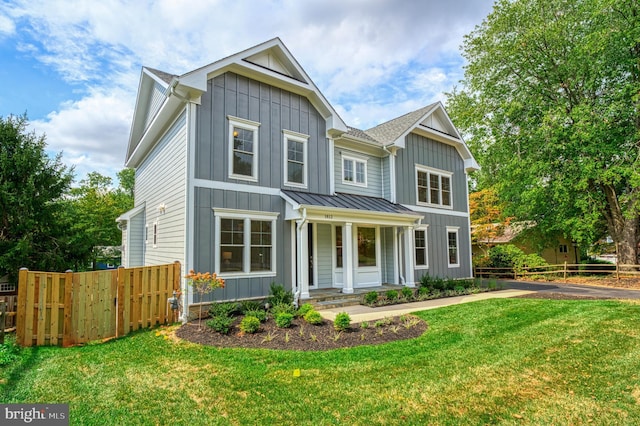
[559,244,568,253]
[228,116,260,181]
[416,166,452,208]
[153,220,158,247]
[447,226,460,267]
[357,227,376,267]
[414,227,429,268]
[215,209,278,276]
[342,154,367,186]
[335,226,343,268]
[283,130,309,188]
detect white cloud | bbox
[0,12,15,35]
[7,0,495,179]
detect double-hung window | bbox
[215,209,278,277]
[415,165,452,208]
[228,116,260,181]
[414,226,429,269]
[283,129,309,188]
[342,154,367,186]
[447,226,460,267]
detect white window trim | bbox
[213,208,279,278]
[446,226,460,268]
[152,219,159,248]
[283,129,309,189]
[414,225,429,270]
[228,116,260,182]
[342,153,368,187]
[415,164,453,209]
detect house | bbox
[471,222,580,265]
[117,38,479,318]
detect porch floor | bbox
[307,284,405,310]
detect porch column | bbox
[403,226,416,287]
[297,220,310,299]
[342,222,354,294]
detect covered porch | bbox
[281,190,423,300]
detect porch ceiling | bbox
[281,190,422,225]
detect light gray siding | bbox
[381,227,395,283]
[334,147,383,197]
[127,211,145,267]
[315,223,333,288]
[135,111,187,266]
[144,81,168,131]
[193,188,290,302]
[413,213,472,280]
[195,72,329,193]
[395,133,468,212]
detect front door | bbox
[308,223,314,286]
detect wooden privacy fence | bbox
[475,262,640,281]
[16,262,181,347]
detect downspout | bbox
[294,207,308,307]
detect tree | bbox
[469,188,512,256]
[0,115,74,280]
[447,0,640,264]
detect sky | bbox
[0,0,495,185]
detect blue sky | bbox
[0,0,494,185]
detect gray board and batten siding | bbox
[194,72,329,193]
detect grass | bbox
[2,298,640,425]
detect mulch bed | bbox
[175,315,428,351]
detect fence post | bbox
[563,261,567,283]
[0,301,5,345]
[616,259,620,281]
[16,268,28,346]
[62,270,74,347]
[116,266,126,337]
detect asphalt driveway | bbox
[500,280,640,299]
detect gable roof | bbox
[126,38,348,167]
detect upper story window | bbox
[283,129,309,188]
[416,165,452,208]
[342,154,367,187]
[228,116,260,182]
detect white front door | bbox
[353,225,381,287]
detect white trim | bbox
[193,178,281,195]
[228,115,260,182]
[414,225,429,270]
[213,209,279,277]
[341,153,368,187]
[283,129,309,188]
[185,101,197,314]
[403,204,469,218]
[415,164,453,209]
[446,226,460,268]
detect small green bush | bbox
[334,312,351,332]
[304,310,324,325]
[275,312,294,328]
[417,285,431,296]
[453,285,466,293]
[206,316,235,335]
[267,283,293,306]
[271,302,296,316]
[243,308,267,322]
[239,316,261,334]
[241,300,262,313]
[209,302,238,318]
[296,303,314,317]
[364,291,379,305]
[385,290,398,301]
[419,274,434,289]
[401,287,414,299]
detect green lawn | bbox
[2,298,640,425]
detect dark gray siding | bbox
[414,213,472,280]
[193,187,290,302]
[195,72,329,193]
[395,133,468,213]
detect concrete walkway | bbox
[317,289,535,322]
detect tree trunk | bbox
[602,184,639,265]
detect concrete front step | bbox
[310,297,363,310]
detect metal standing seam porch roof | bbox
[281,190,422,217]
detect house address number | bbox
[324,214,333,219]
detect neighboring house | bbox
[472,223,579,265]
[117,38,479,315]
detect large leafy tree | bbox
[0,115,74,280]
[448,0,640,264]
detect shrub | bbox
[333,312,351,332]
[364,291,379,305]
[244,308,267,322]
[241,300,262,313]
[239,316,261,334]
[453,285,466,293]
[417,285,431,296]
[296,303,314,317]
[401,287,414,299]
[419,274,434,289]
[486,244,548,272]
[267,283,293,306]
[304,310,324,325]
[385,290,398,301]
[209,302,238,318]
[275,312,294,328]
[206,316,235,335]
[271,302,296,317]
